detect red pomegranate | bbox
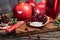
[26,13,50,27]
[34,0,46,15]
[26,0,36,8]
[26,0,36,15]
[13,0,32,21]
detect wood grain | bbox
[16,22,60,37]
[16,13,60,37]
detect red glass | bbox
[45,0,59,19]
[58,0,60,12]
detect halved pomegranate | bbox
[26,14,50,27]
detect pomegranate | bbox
[26,13,50,27]
[1,14,10,24]
[26,0,36,8]
[13,0,32,20]
[26,0,36,15]
[34,0,46,15]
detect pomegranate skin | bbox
[34,2,46,15]
[26,0,36,15]
[26,0,36,8]
[13,3,32,20]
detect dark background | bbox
[0,0,41,13]
[0,0,59,13]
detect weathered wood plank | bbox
[15,13,60,37]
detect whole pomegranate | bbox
[34,0,46,15]
[26,0,36,8]
[26,0,36,15]
[13,0,32,21]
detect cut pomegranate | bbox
[26,14,50,27]
[1,14,10,24]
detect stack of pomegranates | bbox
[13,0,47,20]
[13,0,50,27]
[0,0,58,33]
[0,0,59,33]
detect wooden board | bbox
[16,22,60,37]
[0,13,60,37]
[16,14,60,37]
